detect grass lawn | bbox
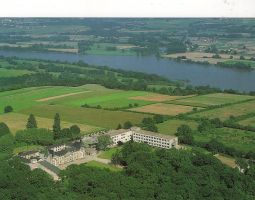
[190,100,255,120]
[85,161,122,172]
[0,85,88,113]
[0,68,33,77]
[0,113,101,135]
[169,93,254,107]
[19,104,151,129]
[194,127,255,153]
[157,119,198,135]
[98,147,122,159]
[129,103,198,116]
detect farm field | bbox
[0,113,102,135]
[63,90,152,109]
[238,116,255,128]
[194,127,255,153]
[190,100,255,120]
[168,93,255,107]
[0,68,33,77]
[0,85,89,113]
[130,93,191,102]
[157,119,198,135]
[129,103,198,116]
[19,104,151,129]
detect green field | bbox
[0,85,88,113]
[190,100,255,120]
[157,119,198,135]
[20,104,151,129]
[0,68,32,77]
[169,93,254,107]
[66,91,152,109]
[194,127,255,153]
[238,116,255,128]
[129,103,198,116]
[0,113,101,135]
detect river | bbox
[0,50,254,92]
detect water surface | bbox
[0,50,254,92]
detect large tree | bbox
[53,113,61,139]
[26,114,37,129]
[96,135,112,151]
[176,125,194,145]
[0,122,10,137]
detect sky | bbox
[0,0,254,17]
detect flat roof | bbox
[133,129,177,140]
[106,129,131,137]
[106,127,177,140]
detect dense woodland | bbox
[0,141,254,200]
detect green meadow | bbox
[0,68,33,77]
[238,116,255,128]
[0,85,88,113]
[190,100,255,120]
[20,104,151,129]
[66,91,152,108]
[169,93,254,107]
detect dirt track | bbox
[36,91,90,102]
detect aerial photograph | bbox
[0,0,255,199]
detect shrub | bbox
[0,122,10,137]
[4,106,13,113]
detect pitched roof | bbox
[18,150,39,156]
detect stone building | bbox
[47,140,86,166]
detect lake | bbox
[0,50,255,92]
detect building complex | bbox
[107,127,178,149]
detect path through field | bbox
[36,91,91,102]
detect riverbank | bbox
[163,52,255,69]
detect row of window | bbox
[133,134,169,142]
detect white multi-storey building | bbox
[107,129,133,145]
[107,127,178,149]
